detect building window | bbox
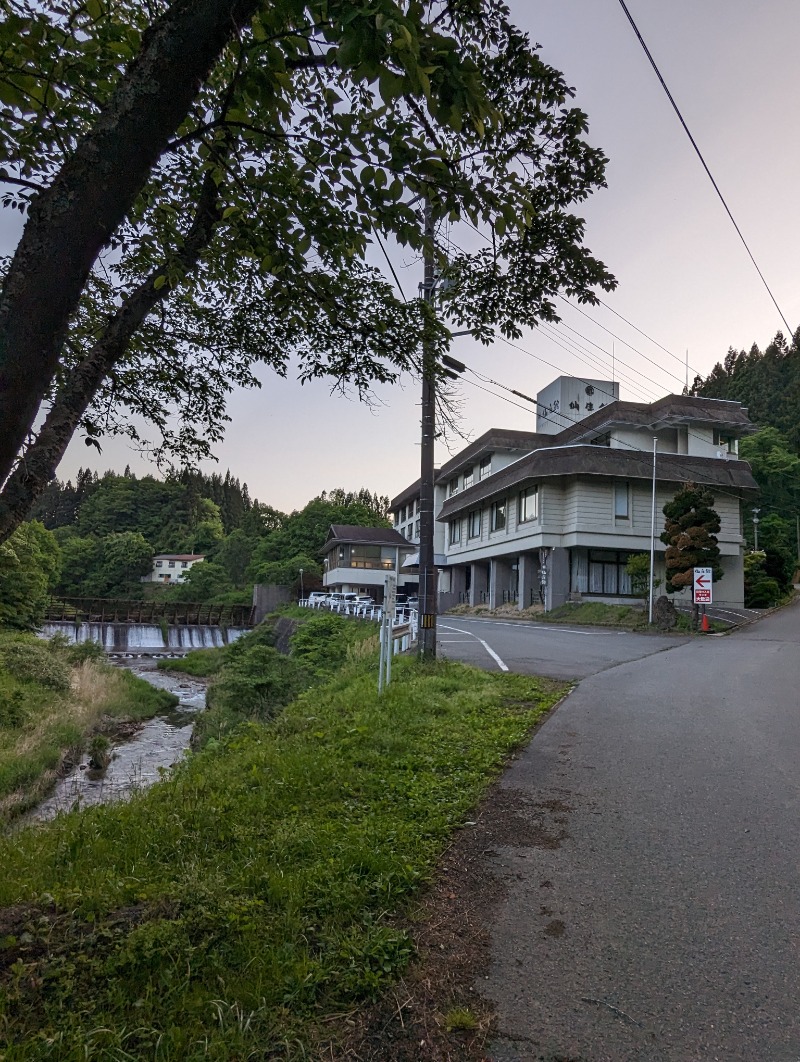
[449,477,460,497]
[155,561,162,568]
[168,560,176,568]
[449,520,461,545]
[586,550,633,596]
[463,469,474,490]
[490,499,507,532]
[519,485,539,523]
[399,506,406,523]
[479,455,492,479]
[713,429,736,453]
[181,561,188,568]
[415,519,420,538]
[614,481,630,519]
[468,509,481,539]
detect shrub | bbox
[0,642,71,691]
[67,640,106,665]
[206,645,308,724]
[0,689,27,728]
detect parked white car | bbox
[306,592,331,606]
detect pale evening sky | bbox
[12,1,800,512]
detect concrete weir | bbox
[39,621,247,655]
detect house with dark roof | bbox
[321,525,417,601]
[390,377,759,610]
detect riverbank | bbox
[0,656,566,1058]
[0,631,178,823]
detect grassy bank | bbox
[0,632,178,822]
[0,657,566,1059]
[161,611,380,747]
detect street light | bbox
[752,509,760,552]
[299,567,304,603]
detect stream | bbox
[30,660,206,823]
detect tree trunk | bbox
[0,0,258,486]
[0,168,224,544]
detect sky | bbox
[10,0,800,513]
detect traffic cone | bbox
[701,613,710,633]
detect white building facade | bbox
[390,381,759,611]
[143,553,206,584]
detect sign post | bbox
[693,567,712,631]
[378,573,397,692]
[692,567,712,604]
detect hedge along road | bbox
[437,615,689,680]
[463,599,800,1061]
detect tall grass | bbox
[0,657,566,1059]
[0,632,177,822]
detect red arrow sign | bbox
[695,575,710,588]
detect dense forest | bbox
[1,471,390,627]
[692,329,800,595]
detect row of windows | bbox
[155,560,190,569]
[448,454,492,497]
[448,482,634,544]
[449,486,539,544]
[396,499,418,524]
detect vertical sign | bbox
[378,573,397,693]
[693,567,712,604]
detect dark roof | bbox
[154,553,205,561]
[321,524,413,554]
[390,478,421,511]
[554,394,756,444]
[437,445,759,520]
[436,428,548,484]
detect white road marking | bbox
[440,624,509,671]
[453,620,620,637]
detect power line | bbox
[594,295,701,377]
[555,298,688,386]
[376,214,751,507]
[616,0,793,337]
[451,224,684,396]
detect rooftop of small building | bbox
[321,524,414,553]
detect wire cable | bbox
[616,0,793,336]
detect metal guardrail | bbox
[299,599,418,644]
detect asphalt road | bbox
[438,615,689,680]
[468,601,800,1061]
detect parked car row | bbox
[303,591,418,613]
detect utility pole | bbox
[648,436,657,624]
[418,199,437,658]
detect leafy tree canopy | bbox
[248,489,389,583]
[57,530,153,598]
[660,483,723,594]
[0,0,614,543]
[0,520,60,628]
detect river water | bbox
[30,661,206,823]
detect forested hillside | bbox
[2,473,390,620]
[692,329,800,581]
[691,330,800,450]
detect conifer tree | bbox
[660,483,723,593]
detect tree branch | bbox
[0,165,225,542]
[0,0,259,487]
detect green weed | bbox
[0,657,566,1059]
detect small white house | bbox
[143,553,205,584]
